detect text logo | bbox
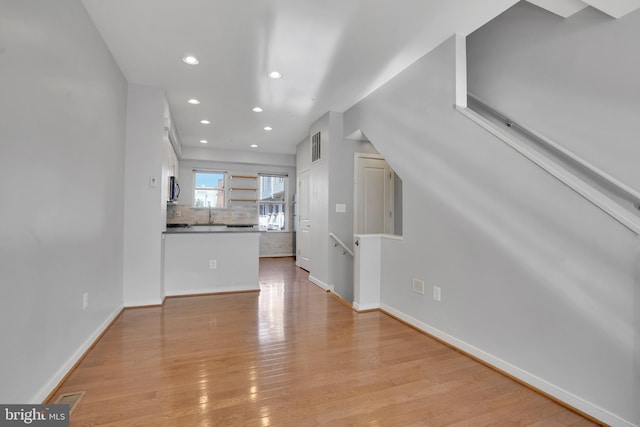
[1,405,68,426]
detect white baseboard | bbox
[380,304,636,427]
[259,253,295,258]
[166,284,260,297]
[308,275,334,292]
[124,298,163,308]
[33,305,123,403]
[353,302,380,312]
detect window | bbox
[259,174,287,231]
[194,171,225,207]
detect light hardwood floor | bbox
[50,257,598,426]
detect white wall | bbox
[0,0,126,403]
[296,136,311,267]
[344,34,638,426]
[301,114,331,289]
[164,233,260,295]
[327,113,352,300]
[122,85,167,306]
[467,3,640,194]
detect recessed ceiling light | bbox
[200,119,211,124]
[263,126,272,131]
[250,144,258,148]
[252,107,263,113]
[267,71,282,79]
[187,98,200,105]
[182,55,199,65]
[200,139,208,144]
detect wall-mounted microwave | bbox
[169,176,180,201]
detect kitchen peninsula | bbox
[163,205,260,296]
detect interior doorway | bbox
[297,169,311,271]
[354,154,395,235]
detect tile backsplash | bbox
[167,204,258,225]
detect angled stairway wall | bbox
[343,18,639,427]
[468,2,640,196]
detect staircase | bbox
[526,0,640,18]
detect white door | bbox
[298,169,312,271]
[356,156,393,234]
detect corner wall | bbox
[122,85,166,307]
[307,114,331,288]
[344,34,638,426]
[0,0,127,403]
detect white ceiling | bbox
[81,0,519,155]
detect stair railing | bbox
[329,233,354,257]
[456,93,640,235]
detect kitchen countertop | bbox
[164,225,260,234]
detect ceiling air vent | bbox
[311,131,321,163]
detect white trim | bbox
[124,298,164,308]
[329,233,354,257]
[296,168,312,271]
[380,303,637,427]
[193,168,229,174]
[354,152,385,160]
[260,253,295,258]
[456,106,640,235]
[353,302,380,312]
[454,34,467,108]
[354,233,403,241]
[33,305,123,403]
[308,275,334,292]
[166,284,260,297]
[468,92,640,205]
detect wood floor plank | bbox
[49,257,599,426]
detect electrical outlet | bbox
[412,279,425,295]
[433,286,441,302]
[209,260,217,269]
[82,293,89,310]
